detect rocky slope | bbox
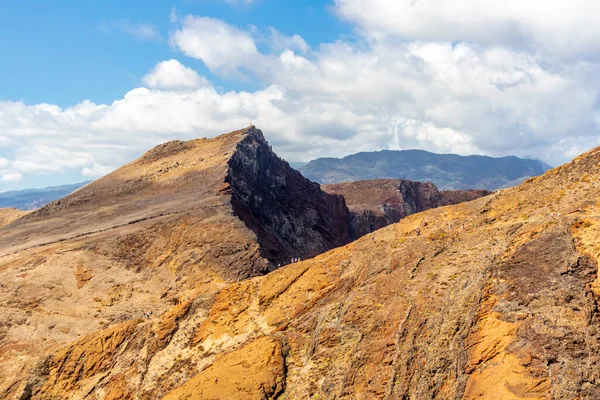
[0,126,352,399]
[323,179,490,237]
[300,149,549,190]
[4,131,600,399]
[158,148,600,399]
[227,132,350,266]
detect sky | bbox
[1,0,600,190]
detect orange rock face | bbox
[163,336,286,400]
[2,129,600,399]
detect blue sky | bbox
[1,0,599,191]
[0,1,348,107]
[0,0,351,190]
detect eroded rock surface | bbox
[323,179,490,237]
[0,127,352,399]
[228,129,351,265]
[3,131,600,399]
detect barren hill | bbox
[0,126,352,399]
[323,179,490,237]
[161,148,600,399]
[3,129,600,399]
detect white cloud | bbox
[170,16,260,75]
[2,40,596,178]
[12,145,94,172]
[2,10,600,190]
[334,0,600,59]
[267,28,310,54]
[142,59,209,90]
[1,173,23,183]
[82,164,114,177]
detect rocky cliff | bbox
[227,129,351,266]
[0,126,352,399]
[157,148,600,399]
[3,130,600,399]
[323,179,490,237]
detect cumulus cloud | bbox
[266,28,310,54]
[2,7,600,189]
[12,145,94,172]
[142,59,209,90]
[170,16,260,75]
[334,0,600,59]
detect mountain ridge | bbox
[300,148,550,190]
[1,128,598,399]
[0,126,354,399]
[160,144,600,399]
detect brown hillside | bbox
[4,133,600,399]
[0,208,27,228]
[160,148,600,399]
[323,179,490,237]
[0,127,351,399]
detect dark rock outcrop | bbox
[227,128,352,267]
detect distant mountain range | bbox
[0,150,550,211]
[0,181,90,210]
[299,150,552,190]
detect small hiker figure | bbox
[416,228,420,236]
[462,224,465,230]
